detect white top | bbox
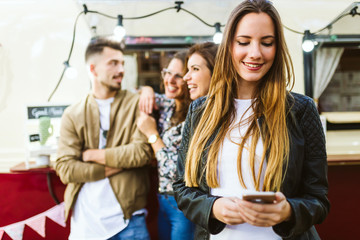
[210,99,281,240]
[69,97,127,240]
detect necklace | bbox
[100,125,108,139]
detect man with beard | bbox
[55,37,153,240]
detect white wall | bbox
[0,0,91,167]
[0,0,358,169]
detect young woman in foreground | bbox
[173,0,329,239]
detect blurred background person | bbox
[55,37,152,240]
[183,42,218,100]
[137,51,194,240]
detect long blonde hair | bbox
[184,0,294,191]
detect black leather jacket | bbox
[173,92,330,240]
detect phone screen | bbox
[242,192,276,204]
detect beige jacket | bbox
[54,90,152,220]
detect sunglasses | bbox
[161,68,183,81]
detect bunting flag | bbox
[0,202,65,240]
[25,215,46,238]
[46,203,66,228]
[0,230,12,240]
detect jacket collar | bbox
[85,90,126,147]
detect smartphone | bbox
[242,192,276,204]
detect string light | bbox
[47,1,225,101]
[64,61,78,79]
[299,4,359,53]
[47,1,360,102]
[113,15,126,41]
[212,22,223,44]
[47,10,84,102]
[302,30,315,52]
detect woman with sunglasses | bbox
[137,51,194,240]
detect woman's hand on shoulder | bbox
[238,192,292,227]
[212,197,246,225]
[139,86,157,114]
[137,111,158,137]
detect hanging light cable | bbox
[47,2,360,102]
[48,2,227,102]
[47,7,86,102]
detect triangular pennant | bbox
[23,224,45,240]
[25,214,46,238]
[46,202,66,227]
[0,230,13,240]
[45,217,70,240]
[0,202,66,240]
[2,224,24,240]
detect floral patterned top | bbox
[155,93,185,193]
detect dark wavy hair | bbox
[85,37,123,63]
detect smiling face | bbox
[231,12,276,91]
[183,53,212,100]
[163,58,187,100]
[91,47,124,97]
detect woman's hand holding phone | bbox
[212,197,246,225]
[212,192,292,227]
[238,192,292,227]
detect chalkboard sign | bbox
[27,105,68,119]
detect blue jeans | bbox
[157,194,195,240]
[108,214,150,240]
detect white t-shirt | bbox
[69,97,127,240]
[210,99,281,240]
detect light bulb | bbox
[113,15,126,41]
[213,32,223,44]
[113,25,126,41]
[302,40,315,52]
[65,66,78,79]
[213,22,222,44]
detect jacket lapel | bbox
[86,94,100,149]
[108,90,126,145]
